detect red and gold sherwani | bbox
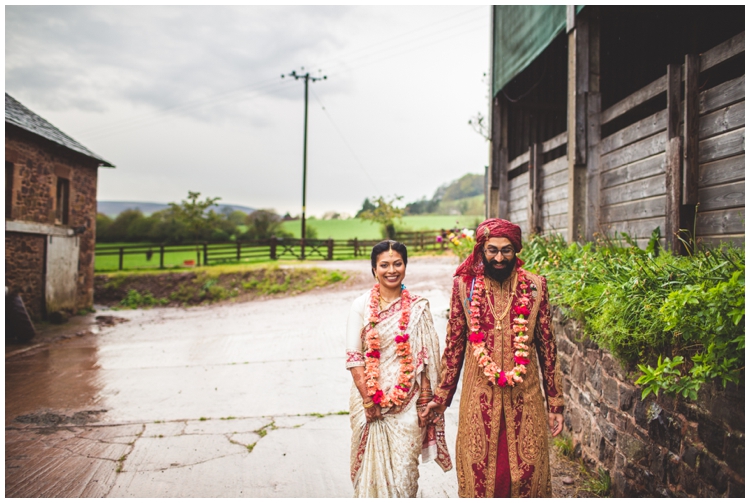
[433,267,564,498]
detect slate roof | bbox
[5,93,114,167]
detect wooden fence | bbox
[95,230,452,271]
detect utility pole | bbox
[282,68,327,259]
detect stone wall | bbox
[4,232,47,319]
[5,127,100,318]
[552,306,745,497]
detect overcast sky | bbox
[6,6,491,217]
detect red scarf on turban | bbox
[454,219,523,278]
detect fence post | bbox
[237,241,241,261]
[159,244,164,269]
[270,237,277,260]
[353,238,359,257]
[203,243,208,266]
[327,239,334,260]
[119,247,124,270]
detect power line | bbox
[309,86,380,194]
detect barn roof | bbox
[5,93,114,167]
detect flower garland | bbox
[364,284,415,407]
[467,270,532,387]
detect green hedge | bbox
[523,231,744,400]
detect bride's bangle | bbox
[363,400,375,409]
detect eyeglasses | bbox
[484,246,515,259]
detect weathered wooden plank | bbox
[541,155,568,177]
[665,137,683,252]
[699,75,745,115]
[601,196,666,223]
[542,169,569,191]
[509,194,528,212]
[542,199,569,216]
[601,75,667,125]
[699,102,745,140]
[601,174,666,206]
[696,207,745,235]
[699,154,745,188]
[667,63,682,140]
[698,127,745,164]
[600,109,667,155]
[683,53,700,206]
[601,132,667,172]
[508,152,530,171]
[700,32,745,73]
[601,153,666,189]
[697,234,744,249]
[697,180,745,211]
[542,213,568,233]
[529,144,543,234]
[541,132,567,153]
[508,210,527,225]
[510,172,529,191]
[600,216,666,239]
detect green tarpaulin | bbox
[492,5,583,96]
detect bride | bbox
[345,240,452,497]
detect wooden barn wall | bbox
[599,113,668,246]
[539,155,568,241]
[695,75,745,247]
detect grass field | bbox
[95,215,478,271]
[281,215,483,240]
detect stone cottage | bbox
[5,93,114,320]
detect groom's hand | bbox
[420,401,447,425]
[548,412,563,437]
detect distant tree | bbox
[358,195,404,239]
[441,174,484,201]
[355,198,377,218]
[226,210,247,227]
[243,209,291,240]
[107,209,146,242]
[96,213,113,242]
[404,197,438,215]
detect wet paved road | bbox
[5,256,462,497]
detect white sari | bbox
[345,291,452,498]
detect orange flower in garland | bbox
[364,284,414,407]
[468,270,532,387]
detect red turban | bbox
[454,219,523,278]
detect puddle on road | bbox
[6,341,104,426]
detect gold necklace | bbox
[485,270,517,330]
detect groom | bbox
[421,218,564,497]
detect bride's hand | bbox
[365,403,383,423]
[419,400,447,425]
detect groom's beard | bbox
[482,254,516,284]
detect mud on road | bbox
[6,256,589,497]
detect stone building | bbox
[5,93,114,320]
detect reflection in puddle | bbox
[5,342,104,425]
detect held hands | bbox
[419,400,447,426]
[548,412,564,437]
[363,400,383,423]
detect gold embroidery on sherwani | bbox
[448,271,562,498]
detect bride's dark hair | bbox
[370,240,408,277]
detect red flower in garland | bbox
[468,332,485,344]
[371,389,384,404]
[366,350,381,359]
[514,355,530,366]
[514,305,531,317]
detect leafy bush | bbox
[523,231,744,399]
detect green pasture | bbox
[281,215,483,240]
[94,215,478,271]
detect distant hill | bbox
[97,201,256,217]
